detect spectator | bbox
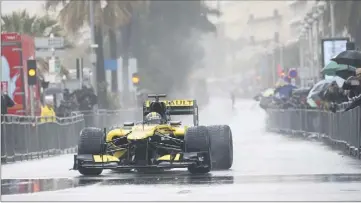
[330,68,361,112]
[40,95,56,123]
[76,85,97,111]
[342,74,361,99]
[1,91,14,115]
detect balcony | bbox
[247,9,282,25]
[289,17,303,27]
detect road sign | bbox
[288,68,298,78]
[104,59,117,71]
[321,37,349,68]
[49,59,61,73]
[36,50,66,57]
[35,37,64,49]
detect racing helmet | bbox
[145,112,162,124]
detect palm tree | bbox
[45,0,145,108]
[1,10,64,37]
[1,10,71,80]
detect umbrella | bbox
[306,76,345,108]
[274,84,297,99]
[321,61,356,76]
[331,50,361,67]
[43,87,64,95]
[307,80,332,108]
[324,75,345,87]
[335,69,355,80]
[291,87,311,96]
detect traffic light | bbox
[27,59,37,86]
[132,73,140,85]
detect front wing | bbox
[72,152,210,170]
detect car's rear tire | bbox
[207,125,233,170]
[184,126,212,174]
[77,127,104,176]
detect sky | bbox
[1,1,45,15]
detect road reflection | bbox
[1,173,234,195]
[3,173,361,195]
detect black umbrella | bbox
[331,50,361,67]
[43,87,63,95]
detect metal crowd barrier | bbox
[1,114,85,163]
[0,108,143,163]
[266,107,361,158]
[72,108,143,128]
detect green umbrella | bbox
[321,61,356,76]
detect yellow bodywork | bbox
[157,154,181,161]
[145,99,193,107]
[93,155,120,163]
[106,124,188,141]
[103,124,188,161]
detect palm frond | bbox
[57,0,89,34]
[45,0,67,11]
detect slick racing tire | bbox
[184,126,212,174]
[207,125,233,170]
[77,127,104,176]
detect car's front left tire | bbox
[184,126,212,174]
[77,127,104,176]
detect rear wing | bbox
[143,99,199,126]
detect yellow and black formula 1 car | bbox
[72,94,233,176]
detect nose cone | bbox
[127,125,155,140]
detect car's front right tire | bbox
[207,125,233,170]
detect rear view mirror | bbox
[123,122,134,127]
[170,121,181,126]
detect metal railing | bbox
[72,108,142,128]
[266,108,361,158]
[1,114,85,163]
[1,108,143,164]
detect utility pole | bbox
[329,0,335,37]
[272,47,276,85]
[89,0,97,93]
[122,11,133,107]
[299,38,305,86]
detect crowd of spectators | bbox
[254,68,361,113]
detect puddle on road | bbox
[1,178,101,196]
[1,174,234,195]
[2,173,361,196]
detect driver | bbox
[145,112,163,124]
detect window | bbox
[273,9,279,17]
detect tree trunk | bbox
[95,24,107,109]
[121,21,132,107]
[109,29,118,92]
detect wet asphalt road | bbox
[2,98,361,201]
